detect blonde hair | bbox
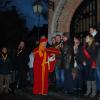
[86,35,95,46]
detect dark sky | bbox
[0,0,48,31]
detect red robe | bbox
[33,47,60,95]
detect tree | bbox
[0,6,28,47]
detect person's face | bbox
[62,35,68,42]
[85,36,90,43]
[89,28,94,34]
[2,48,7,54]
[40,42,47,50]
[55,36,61,43]
[74,37,80,46]
[18,41,25,49]
[52,38,56,45]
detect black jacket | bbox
[15,49,29,71]
[0,54,12,74]
[61,41,74,69]
[75,46,84,65]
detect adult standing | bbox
[89,26,100,92]
[61,32,74,93]
[15,41,29,89]
[54,34,64,90]
[33,37,60,95]
[83,35,99,98]
[0,47,12,93]
[89,26,100,45]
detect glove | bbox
[48,54,55,62]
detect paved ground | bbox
[0,93,29,100]
[0,92,63,100]
[0,87,100,100]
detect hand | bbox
[91,66,96,69]
[83,61,87,66]
[48,54,55,62]
[96,42,99,46]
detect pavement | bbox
[13,87,100,100]
[0,93,29,100]
[0,87,100,100]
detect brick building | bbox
[48,0,100,43]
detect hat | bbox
[40,37,48,43]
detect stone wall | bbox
[48,0,83,43]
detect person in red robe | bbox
[33,37,60,95]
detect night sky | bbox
[0,0,48,31]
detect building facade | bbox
[48,0,100,43]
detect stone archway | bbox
[50,0,68,33]
[48,0,83,42]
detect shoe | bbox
[42,94,47,96]
[84,81,91,97]
[90,93,96,98]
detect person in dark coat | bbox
[73,36,85,93]
[89,25,100,92]
[83,35,99,98]
[61,32,74,93]
[15,41,29,89]
[89,26,100,46]
[0,47,12,93]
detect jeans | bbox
[55,67,64,88]
[0,74,11,93]
[64,68,73,92]
[73,74,82,90]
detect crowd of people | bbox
[0,26,100,99]
[49,26,100,98]
[0,41,29,94]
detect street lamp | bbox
[32,0,43,41]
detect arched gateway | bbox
[48,0,83,43]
